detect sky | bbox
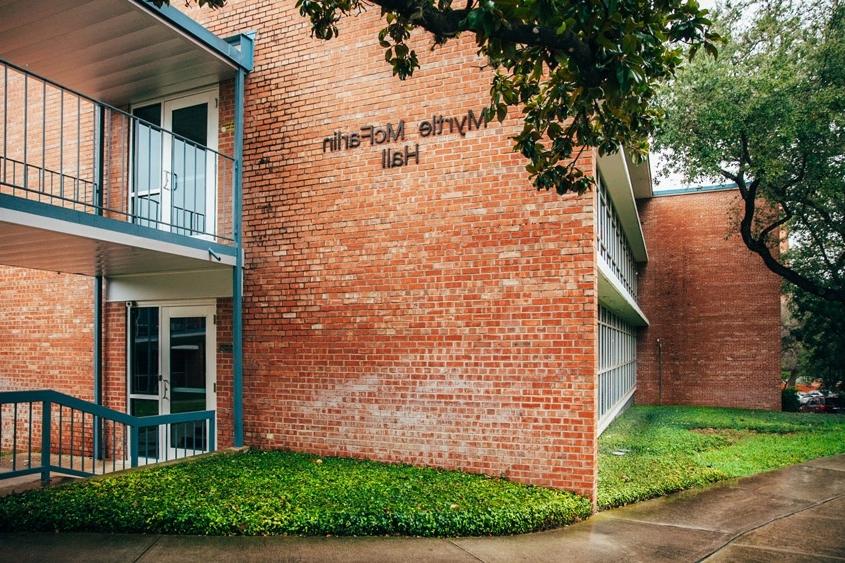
[649,0,720,191]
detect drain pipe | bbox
[657,338,664,405]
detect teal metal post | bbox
[130,425,139,468]
[208,416,216,452]
[93,275,102,459]
[232,68,246,447]
[40,399,51,484]
[93,103,105,460]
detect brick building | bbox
[0,0,779,501]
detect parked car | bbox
[799,396,828,413]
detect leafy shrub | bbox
[0,450,592,537]
[782,387,801,412]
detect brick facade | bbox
[0,267,93,396]
[186,0,599,497]
[635,190,781,409]
[0,267,93,450]
[0,2,784,501]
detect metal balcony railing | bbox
[597,175,638,299]
[0,390,216,483]
[0,59,235,245]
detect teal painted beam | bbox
[0,193,238,259]
[132,1,254,72]
[653,183,738,197]
[93,275,103,460]
[232,67,246,448]
[93,104,104,461]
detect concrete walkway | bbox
[2,455,844,562]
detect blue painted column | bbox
[232,68,246,448]
[93,103,105,459]
[93,275,103,459]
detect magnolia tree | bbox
[654,0,845,303]
[151,0,718,195]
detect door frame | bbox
[129,87,219,237]
[125,300,218,460]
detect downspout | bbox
[657,337,663,405]
[232,67,246,448]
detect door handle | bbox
[161,378,169,401]
[162,171,178,191]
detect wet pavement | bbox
[1,455,843,562]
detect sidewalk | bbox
[2,455,844,562]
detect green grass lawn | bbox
[1,405,843,536]
[0,450,591,536]
[598,406,845,509]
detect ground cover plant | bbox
[598,406,845,509]
[1,405,843,536]
[0,450,591,536]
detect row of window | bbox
[598,306,637,422]
[597,175,638,299]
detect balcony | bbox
[596,150,649,327]
[0,0,252,278]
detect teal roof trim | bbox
[654,183,738,197]
[132,1,254,72]
[0,193,238,258]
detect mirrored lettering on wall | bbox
[321,109,491,169]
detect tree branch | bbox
[368,0,602,85]
[738,182,845,302]
[758,201,792,242]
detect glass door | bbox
[161,305,217,458]
[130,89,218,237]
[127,305,217,461]
[128,306,162,461]
[163,91,218,239]
[130,104,164,228]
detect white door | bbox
[127,305,217,461]
[162,91,219,239]
[160,305,217,459]
[131,89,218,238]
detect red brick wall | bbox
[103,301,126,414]
[216,297,234,450]
[0,266,93,451]
[0,267,93,396]
[636,190,781,410]
[185,1,599,497]
[0,67,97,210]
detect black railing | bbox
[0,58,235,244]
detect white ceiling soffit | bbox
[0,0,236,106]
[597,148,649,263]
[0,207,235,277]
[107,269,233,301]
[597,258,649,327]
[627,154,653,199]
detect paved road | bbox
[2,455,843,562]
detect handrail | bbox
[0,390,216,427]
[0,57,237,245]
[0,389,216,483]
[0,57,232,160]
